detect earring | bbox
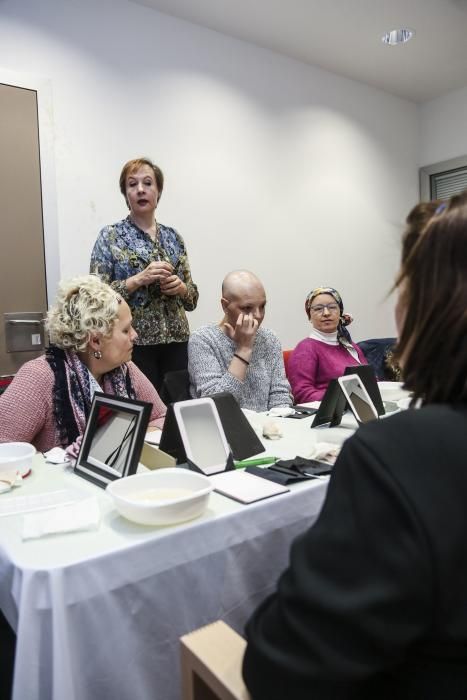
[93,350,102,360]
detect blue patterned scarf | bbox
[45,346,135,447]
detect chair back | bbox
[357,338,397,381]
[159,369,191,405]
[283,349,293,379]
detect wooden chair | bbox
[180,621,250,700]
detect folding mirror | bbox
[172,397,234,476]
[74,392,151,488]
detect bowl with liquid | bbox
[106,467,213,526]
[0,442,35,477]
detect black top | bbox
[243,404,467,699]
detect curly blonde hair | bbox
[47,275,121,352]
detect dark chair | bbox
[0,610,15,700]
[357,338,398,381]
[159,369,191,404]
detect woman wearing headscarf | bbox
[0,275,166,452]
[287,286,367,403]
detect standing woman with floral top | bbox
[90,158,198,391]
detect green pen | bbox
[234,456,277,468]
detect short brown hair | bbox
[396,191,467,404]
[119,158,164,205]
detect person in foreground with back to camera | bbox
[188,270,292,411]
[382,198,446,382]
[0,275,166,453]
[400,198,444,265]
[242,193,467,698]
[287,286,367,403]
[90,157,198,392]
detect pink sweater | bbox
[288,338,367,403]
[0,357,166,452]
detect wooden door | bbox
[0,83,47,376]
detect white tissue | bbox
[267,406,295,418]
[44,447,69,464]
[144,429,162,445]
[262,419,283,440]
[22,496,100,540]
[307,442,341,465]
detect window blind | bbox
[430,166,467,200]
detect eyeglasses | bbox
[309,303,340,315]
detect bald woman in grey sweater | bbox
[188,270,291,412]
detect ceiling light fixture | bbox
[381,28,415,46]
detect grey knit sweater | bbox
[188,324,292,411]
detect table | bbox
[0,415,353,700]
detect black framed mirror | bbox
[74,392,151,488]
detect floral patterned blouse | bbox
[90,217,198,345]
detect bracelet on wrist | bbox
[233,353,250,366]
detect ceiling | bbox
[130,0,467,103]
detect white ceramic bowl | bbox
[377,381,410,403]
[106,467,213,526]
[0,442,35,476]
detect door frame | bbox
[0,68,59,305]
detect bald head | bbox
[222,270,265,300]
[221,270,267,327]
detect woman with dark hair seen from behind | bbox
[0,275,166,452]
[90,158,198,391]
[243,192,467,699]
[288,286,367,403]
[384,197,444,381]
[401,198,444,265]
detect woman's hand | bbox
[224,313,257,380]
[160,274,187,297]
[126,261,173,293]
[224,312,258,353]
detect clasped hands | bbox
[137,261,186,297]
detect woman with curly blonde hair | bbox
[0,275,165,451]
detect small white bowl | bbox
[106,467,213,526]
[0,442,35,476]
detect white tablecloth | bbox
[0,415,353,700]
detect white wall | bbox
[419,85,467,166]
[0,0,419,346]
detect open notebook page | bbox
[210,470,289,504]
